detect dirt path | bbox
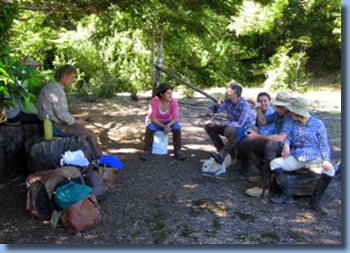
[0,89,342,244]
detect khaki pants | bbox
[57,123,102,159]
[270,156,335,177]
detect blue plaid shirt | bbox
[265,111,294,140]
[289,116,331,162]
[216,97,254,128]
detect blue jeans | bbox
[53,125,69,137]
[147,121,181,132]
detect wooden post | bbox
[152,26,164,97]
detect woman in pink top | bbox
[140,83,185,161]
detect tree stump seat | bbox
[0,124,43,181]
[25,136,96,174]
[272,168,321,196]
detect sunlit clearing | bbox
[184,144,216,152]
[291,211,316,223]
[182,183,199,189]
[111,148,140,154]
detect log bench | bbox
[0,124,43,181]
[271,169,321,196]
[25,136,96,174]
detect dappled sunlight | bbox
[183,143,216,152]
[291,211,316,224]
[186,198,228,217]
[182,183,199,189]
[112,148,141,154]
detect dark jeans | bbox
[204,123,240,158]
[7,112,42,124]
[239,139,282,189]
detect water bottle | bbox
[44,114,53,141]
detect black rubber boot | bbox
[269,168,294,204]
[140,128,154,161]
[309,174,333,214]
[173,129,185,160]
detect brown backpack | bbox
[60,194,102,233]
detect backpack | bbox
[52,180,102,232]
[26,166,81,220]
[60,194,102,233]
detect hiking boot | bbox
[309,174,333,214]
[245,186,269,198]
[140,151,150,161]
[210,152,224,164]
[173,129,186,160]
[269,168,293,204]
[269,193,294,204]
[248,175,261,184]
[140,128,154,161]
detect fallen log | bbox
[25,136,96,174]
[272,169,321,196]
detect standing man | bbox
[239,91,294,197]
[205,81,255,164]
[269,97,335,213]
[37,64,102,159]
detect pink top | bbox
[148,96,180,123]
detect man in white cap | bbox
[269,97,335,213]
[238,91,294,197]
[5,58,42,124]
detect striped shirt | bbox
[289,116,331,162]
[216,97,255,128]
[37,82,75,126]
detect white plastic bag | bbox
[60,150,89,168]
[152,131,169,155]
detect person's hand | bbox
[322,160,334,172]
[245,130,258,140]
[210,120,221,128]
[73,118,85,126]
[281,144,290,158]
[255,102,262,109]
[217,97,223,105]
[163,124,171,134]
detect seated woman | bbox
[255,92,275,135]
[269,97,335,213]
[140,83,185,161]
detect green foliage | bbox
[3,0,341,99]
[264,44,308,93]
[0,1,19,42]
[0,44,52,110]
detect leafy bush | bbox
[264,45,308,93]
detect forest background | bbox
[0,0,341,111]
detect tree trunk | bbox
[152,26,164,97]
[25,136,96,174]
[0,124,43,180]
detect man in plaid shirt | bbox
[37,64,102,159]
[269,97,335,213]
[205,81,254,163]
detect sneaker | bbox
[245,186,269,197]
[210,152,224,164]
[248,175,261,184]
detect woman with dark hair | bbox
[140,83,185,161]
[37,64,102,159]
[255,92,275,135]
